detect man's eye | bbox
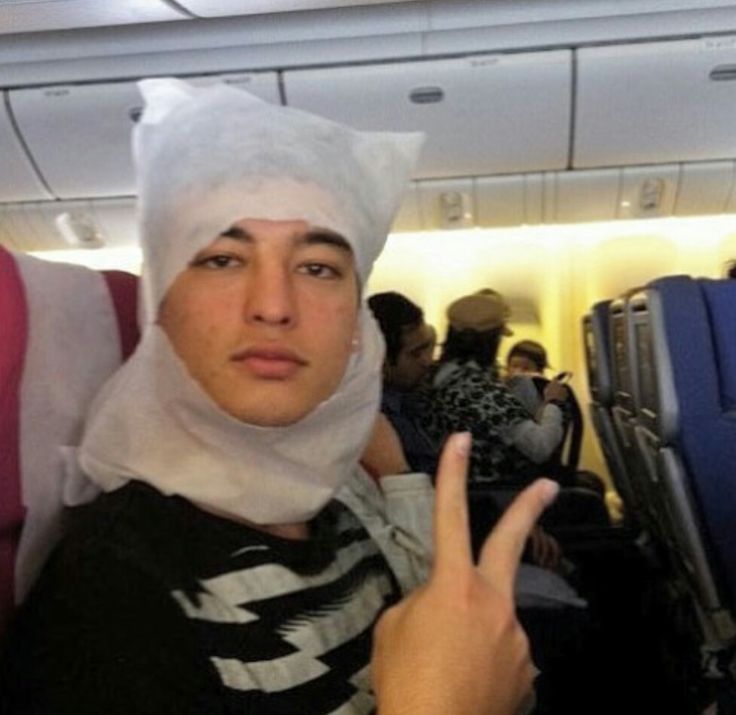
[298,263,341,279]
[193,254,242,269]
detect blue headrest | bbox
[589,300,613,405]
[648,276,722,431]
[701,280,736,411]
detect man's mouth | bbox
[230,347,308,379]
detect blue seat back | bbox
[646,275,736,615]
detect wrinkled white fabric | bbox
[15,254,117,601]
[79,78,423,525]
[133,78,424,322]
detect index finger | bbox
[432,432,473,579]
[477,479,559,598]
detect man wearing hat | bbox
[418,291,568,484]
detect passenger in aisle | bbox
[417,292,568,484]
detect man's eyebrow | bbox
[218,225,352,254]
[220,226,253,241]
[301,229,353,255]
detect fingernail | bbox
[539,479,560,506]
[454,432,471,457]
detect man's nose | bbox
[243,262,296,327]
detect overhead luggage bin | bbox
[0,96,52,203]
[283,51,572,179]
[8,73,281,200]
[575,37,736,169]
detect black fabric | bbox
[0,482,400,715]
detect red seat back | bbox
[0,246,139,638]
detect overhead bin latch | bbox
[409,87,444,105]
[709,65,736,82]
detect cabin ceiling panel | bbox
[0,93,51,202]
[0,0,188,35]
[674,161,735,217]
[548,169,619,225]
[175,0,425,17]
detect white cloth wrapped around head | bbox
[134,78,423,322]
[78,78,424,525]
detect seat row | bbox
[583,275,736,662]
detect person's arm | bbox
[341,413,434,593]
[371,433,559,715]
[505,405,563,463]
[0,549,223,715]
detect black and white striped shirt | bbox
[0,481,404,714]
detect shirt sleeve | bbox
[0,546,224,715]
[336,468,433,595]
[503,404,564,463]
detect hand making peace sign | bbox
[371,432,559,715]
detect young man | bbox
[368,291,439,475]
[0,78,555,715]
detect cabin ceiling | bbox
[3,0,736,36]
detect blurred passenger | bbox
[474,287,513,379]
[726,259,736,280]
[418,292,568,484]
[506,341,592,490]
[505,340,553,419]
[507,339,549,379]
[368,291,439,475]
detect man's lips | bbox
[230,347,308,379]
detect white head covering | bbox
[78,78,423,524]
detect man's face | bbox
[158,218,359,426]
[385,322,436,390]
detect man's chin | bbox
[222,402,315,428]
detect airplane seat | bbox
[609,293,676,543]
[0,245,139,639]
[641,274,736,652]
[583,302,639,520]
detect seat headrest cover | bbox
[0,247,27,633]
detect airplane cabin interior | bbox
[2,1,736,713]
